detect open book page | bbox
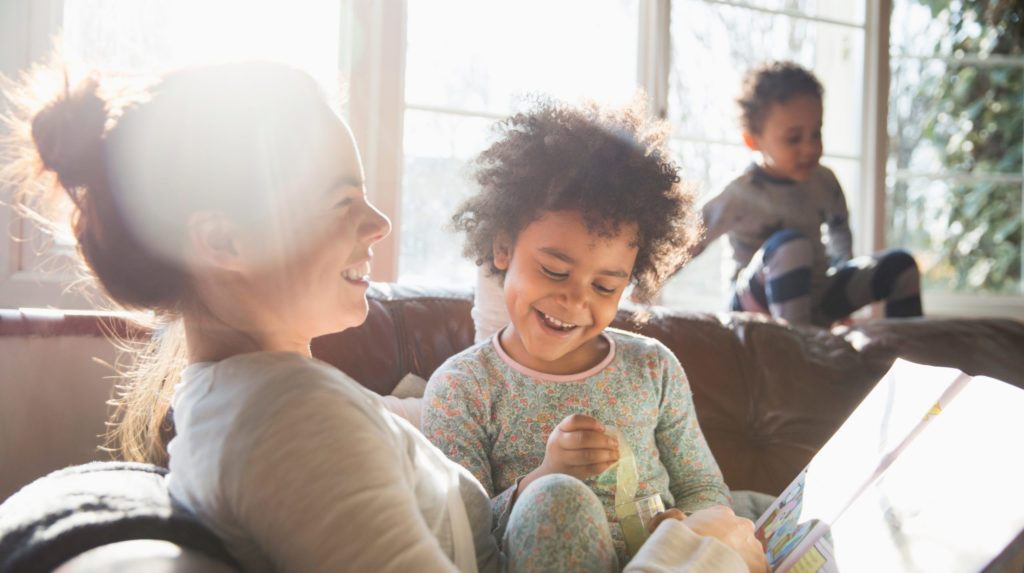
[754,359,975,572]
[825,374,1024,572]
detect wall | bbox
[0,335,118,501]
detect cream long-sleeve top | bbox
[166,351,746,573]
[166,351,499,573]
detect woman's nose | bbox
[361,202,392,244]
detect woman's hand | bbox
[515,414,619,500]
[649,505,768,573]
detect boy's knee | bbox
[879,249,919,274]
[762,229,812,265]
[872,249,920,298]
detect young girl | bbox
[5,57,762,572]
[423,97,750,570]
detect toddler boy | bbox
[690,61,922,326]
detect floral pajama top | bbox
[423,328,731,562]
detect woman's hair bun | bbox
[31,75,108,192]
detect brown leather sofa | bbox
[3,282,1023,571]
[314,283,1024,497]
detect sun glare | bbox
[62,0,342,96]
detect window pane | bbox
[888,0,1023,299]
[401,0,640,287]
[405,0,640,114]
[63,0,342,96]
[669,0,865,158]
[889,60,1023,175]
[717,0,864,25]
[891,0,1019,59]
[888,176,1022,294]
[664,1,865,311]
[662,139,742,308]
[673,140,754,204]
[400,109,495,288]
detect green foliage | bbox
[902,0,1023,293]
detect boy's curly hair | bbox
[451,95,699,306]
[737,61,823,135]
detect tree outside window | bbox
[888,0,1023,297]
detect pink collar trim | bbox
[489,327,615,382]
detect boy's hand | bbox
[540,414,620,480]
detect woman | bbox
[3,57,763,572]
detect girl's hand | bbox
[539,413,620,481]
[648,505,768,573]
[514,414,619,502]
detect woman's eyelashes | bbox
[334,197,353,209]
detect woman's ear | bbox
[187,211,245,271]
[742,131,760,151]
[492,232,513,271]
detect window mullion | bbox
[638,0,670,119]
[862,0,890,257]
[347,0,406,283]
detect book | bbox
[753,358,1024,573]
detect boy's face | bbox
[745,94,823,182]
[493,210,638,375]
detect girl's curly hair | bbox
[452,95,699,306]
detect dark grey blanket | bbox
[0,461,237,572]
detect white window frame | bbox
[0,0,94,309]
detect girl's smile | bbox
[494,210,637,375]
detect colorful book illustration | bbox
[754,359,1024,573]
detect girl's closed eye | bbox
[541,265,568,279]
[593,283,616,295]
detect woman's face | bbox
[236,114,391,345]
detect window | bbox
[888,0,1023,315]
[392,0,1022,318]
[661,0,867,309]
[0,0,343,308]
[2,0,1022,318]
[395,0,872,313]
[398,0,642,287]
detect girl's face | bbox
[494,210,638,375]
[746,94,823,182]
[236,116,391,346]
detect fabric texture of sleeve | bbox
[823,168,853,266]
[690,185,735,260]
[624,519,746,573]
[423,356,515,533]
[653,345,732,512]
[471,266,510,344]
[423,358,496,495]
[228,383,464,573]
